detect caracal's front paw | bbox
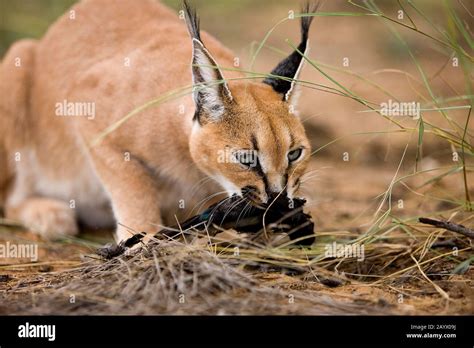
[17,198,79,239]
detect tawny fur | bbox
[0,0,311,241]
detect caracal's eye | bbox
[288,148,303,162]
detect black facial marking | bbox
[251,134,259,152]
[250,135,266,183]
[267,121,281,153]
[250,156,270,197]
[289,133,295,149]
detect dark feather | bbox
[165,195,316,245]
[99,196,316,258]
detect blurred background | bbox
[1,0,472,229]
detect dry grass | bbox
[2,239,379,315]
[1,209,472,315]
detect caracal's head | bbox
[185,1,317,204]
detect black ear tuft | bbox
[182,0,233,124]
[300,1,317,42]
[183,0,201,41]
[263,1,319,101]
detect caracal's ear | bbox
[263,1,319,107]
[183,0,233,125]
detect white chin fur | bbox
[212,174,240,197]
